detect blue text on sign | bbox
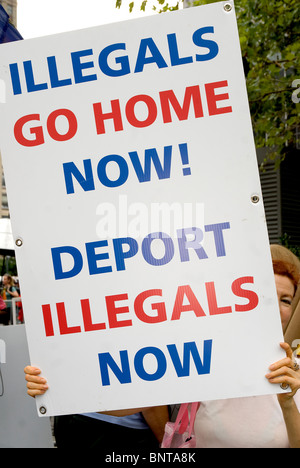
[98,340,213,386]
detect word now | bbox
[9,27,219,95]
[41,278,259,337]
[51,223,230,280]
[63,143,190,194]
[98,340,213,386]
[13,82,232,147]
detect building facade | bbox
[0,0,17,25]
[258,149,300,248]
[0,0,17,218]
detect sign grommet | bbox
[223,3,233,12]
[15,238,23,247]
[39,406,47,415]
[251,195,260,204]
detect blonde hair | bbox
[270,245,300,341]
[3,274,15,287]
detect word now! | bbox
[63,143,190,194]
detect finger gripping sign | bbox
[0,2,284,417]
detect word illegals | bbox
[41,277,259,337]
[9,27,219,95]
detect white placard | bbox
[0,2,284,417]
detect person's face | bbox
[275,274,295,331]
[2,276,8,286]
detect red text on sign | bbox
[41,276,259,337]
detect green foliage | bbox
[0,256,18,277]
[116,0,300,164]
[280,233,300,260]
[235,0,300,165]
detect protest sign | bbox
[0,2,285,417]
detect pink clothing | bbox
[195,392,300,448]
